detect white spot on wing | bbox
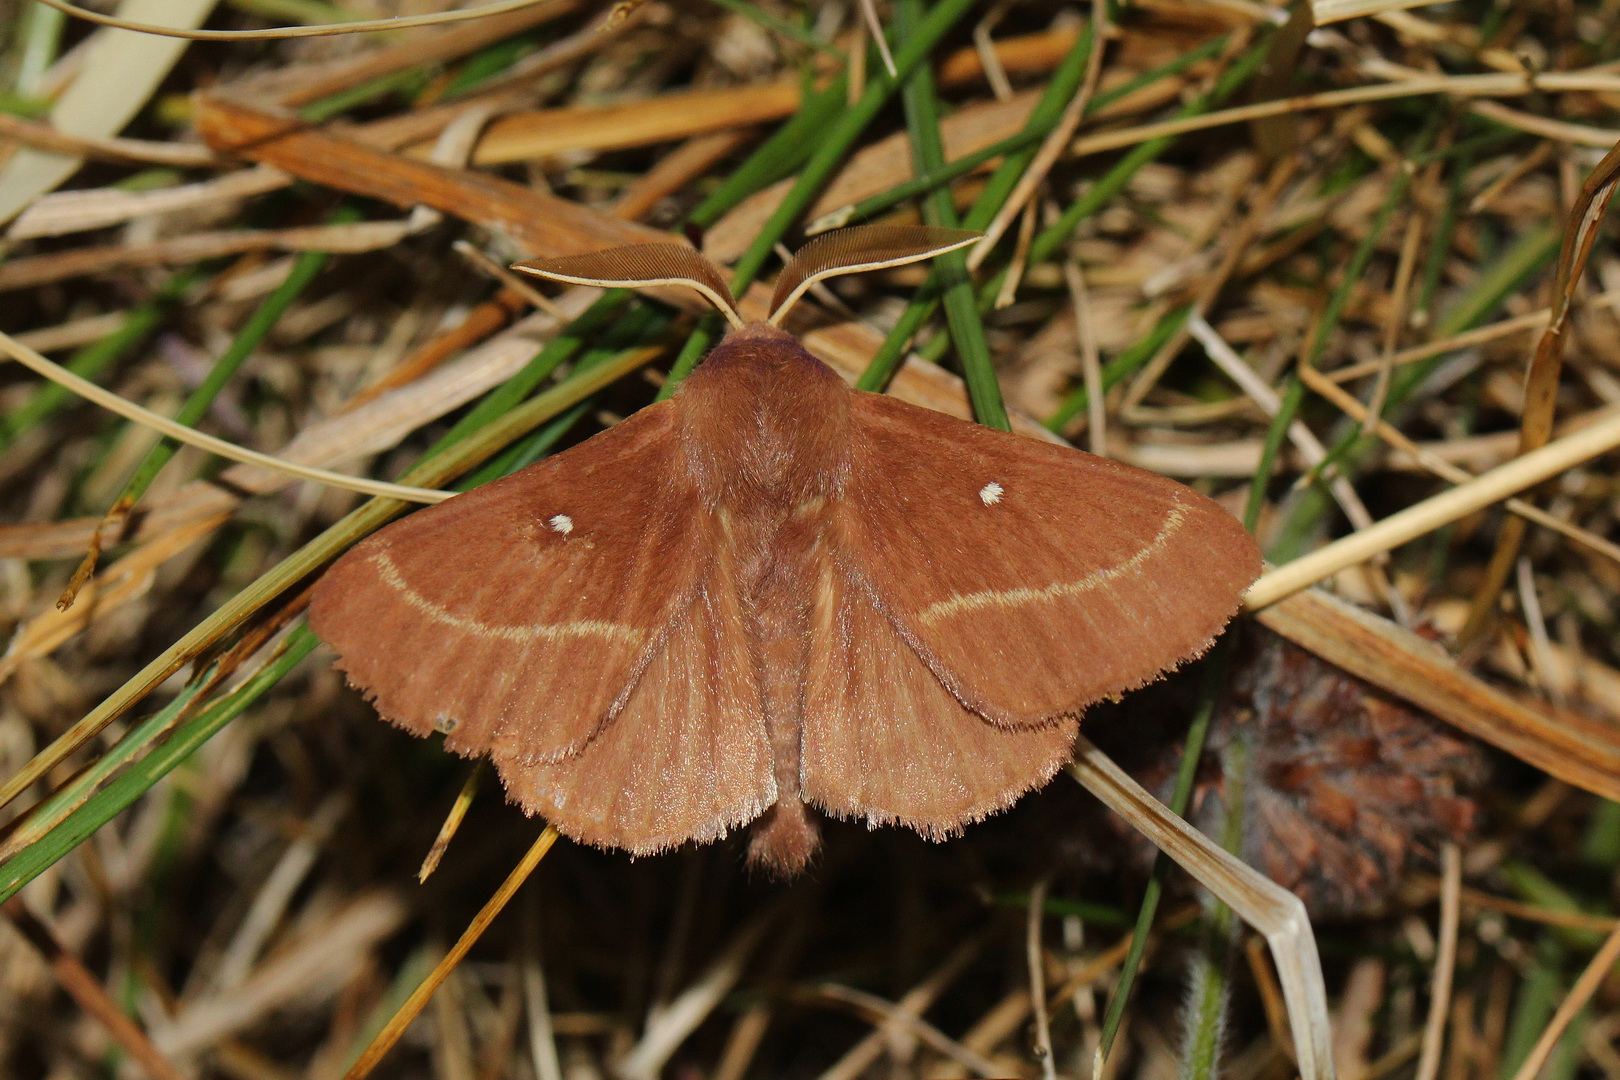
[978,481,1004,506]
[548,514,574,535]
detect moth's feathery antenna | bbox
[768,225,981,326]
[511,244,745,330]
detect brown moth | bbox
[309,225,1262,874]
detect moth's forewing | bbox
[836,393,1262,726]
[309,402,707,769]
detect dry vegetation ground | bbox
[2,0,1620,1078]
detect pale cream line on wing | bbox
[915,501,1188,625]
[374,550,643,644]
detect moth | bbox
[309,225,1262,874]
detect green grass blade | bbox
[0,627,319,903]
[113,213,354,508]
[895,0,1006,430]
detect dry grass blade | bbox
[2,899,186,1080]
[1461,135,1620,645]
[0,0,216,225]
[457,80,803,163]
[1414,844,1461,1080]
[617,906,780,1080]
[0,331,447,504]
[1066,738,1336,1080]
[30,0,569,40]
[1244,406,1620,608]
[8,165,289,241]
[343,827,558,1080]
[1256,588,1620,800]
[1312,0,1452,25]
[0,113,222,167]
[1507,919,1620,1080]
[0,220,422,292]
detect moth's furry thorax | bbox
[675,321,850,507]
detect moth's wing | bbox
[801,529,1078,834]
[839,393,1262,726]
[499,537,776,854]
[309,401,704,766]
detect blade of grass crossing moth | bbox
[0,628,318,903]
[343,826,559,1079]
[0,340,667,818]
[61,211,355,609]
[0,267,196,451]
[894,0,1007,431]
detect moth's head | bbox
[509,225,981,332]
